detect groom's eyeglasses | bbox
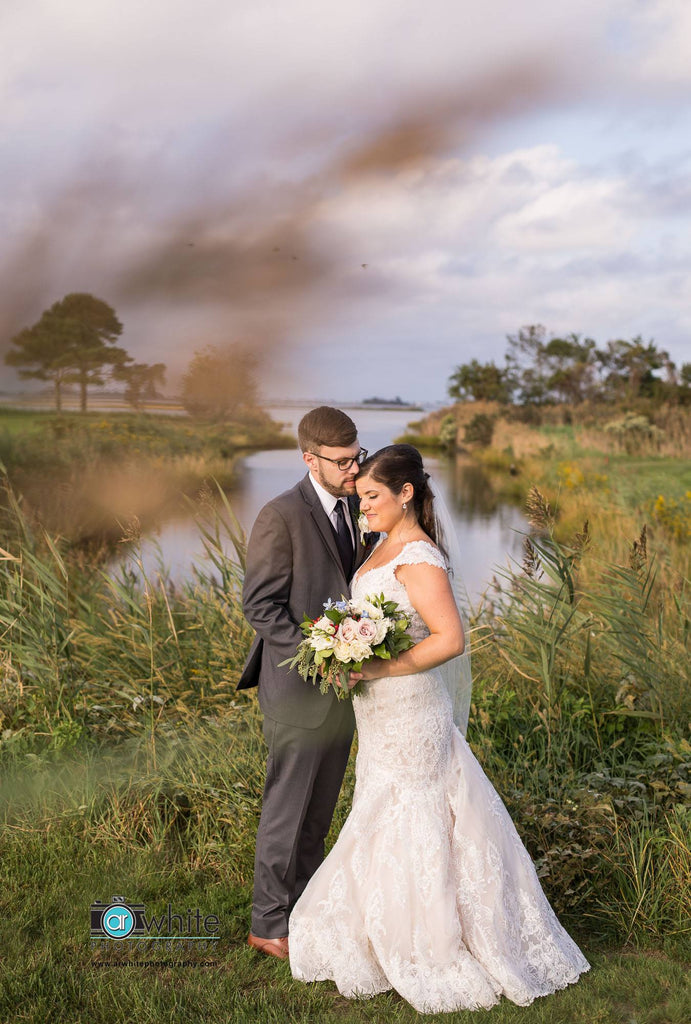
[311,449,368,472]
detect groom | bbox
[238,405,371,958]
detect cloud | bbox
[0,28,584,372]
[627,0,691,86]
[1,0,689,401]
[291,137,691,397]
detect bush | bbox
[181,345,259,421]
[463,412,495,447]
[603,413,664,454]
[438,414,458,451]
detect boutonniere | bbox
[357,511,369,546]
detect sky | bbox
[1,0,690,404]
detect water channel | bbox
[133,406,529,604]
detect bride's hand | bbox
[348,660,387,686]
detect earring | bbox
[402,502,407,510]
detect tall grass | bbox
[0,474,253,756]
[468,486,689,939]
[1,472,689,963]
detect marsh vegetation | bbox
[0,401,688,1022]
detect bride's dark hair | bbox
[358,444,445,556]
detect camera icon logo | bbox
[90,896,146,940]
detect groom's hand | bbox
[321,664,351,691]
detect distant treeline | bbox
[448,325,690,407]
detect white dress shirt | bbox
[308,473,355,545]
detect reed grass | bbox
[1,467,689,1022]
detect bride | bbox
[288,444,590,1014]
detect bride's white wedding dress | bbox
[289,541,589,1013]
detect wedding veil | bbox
[428,476,473,736]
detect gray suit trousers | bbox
[251,700,354,938]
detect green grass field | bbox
[1,799,688,1024]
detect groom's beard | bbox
[312,465,358,497]
[333,477,360,497]
[336,477,357,496]
[329,478,357,497]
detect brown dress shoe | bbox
[247,933,290,960]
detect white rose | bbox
[348,639,373,663]
[372,618,390,645]
[313,616,336,635]
[333,638,353,662]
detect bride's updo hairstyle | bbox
[358,444,445,555]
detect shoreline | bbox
[0,394,426,414]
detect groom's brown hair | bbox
[298,406,357,451]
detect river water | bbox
[133,406,528,604]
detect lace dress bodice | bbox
[350,540,455,790]
[352,538,447,643]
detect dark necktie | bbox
[334,499,353,576]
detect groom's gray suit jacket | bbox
[238,474,372,729]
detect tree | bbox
[5,293,127,412]
[447,326,684,411]
[506,326,600,404]
[113,362,166,410]
[447,359,513,403]
[595,337,670,402]
[49,293,127,412]
[181,345,258,420]
[505,325,551,405]
[5,314,77,413]
[542,334,597,404]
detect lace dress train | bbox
[289,541,589,1014]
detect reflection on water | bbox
[425,455,527,602]
[130,407,528,603]
[446,458,504,515]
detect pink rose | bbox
[356,618,377,643]
[338,617,358,642]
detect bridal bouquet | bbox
[281,594,415,699]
